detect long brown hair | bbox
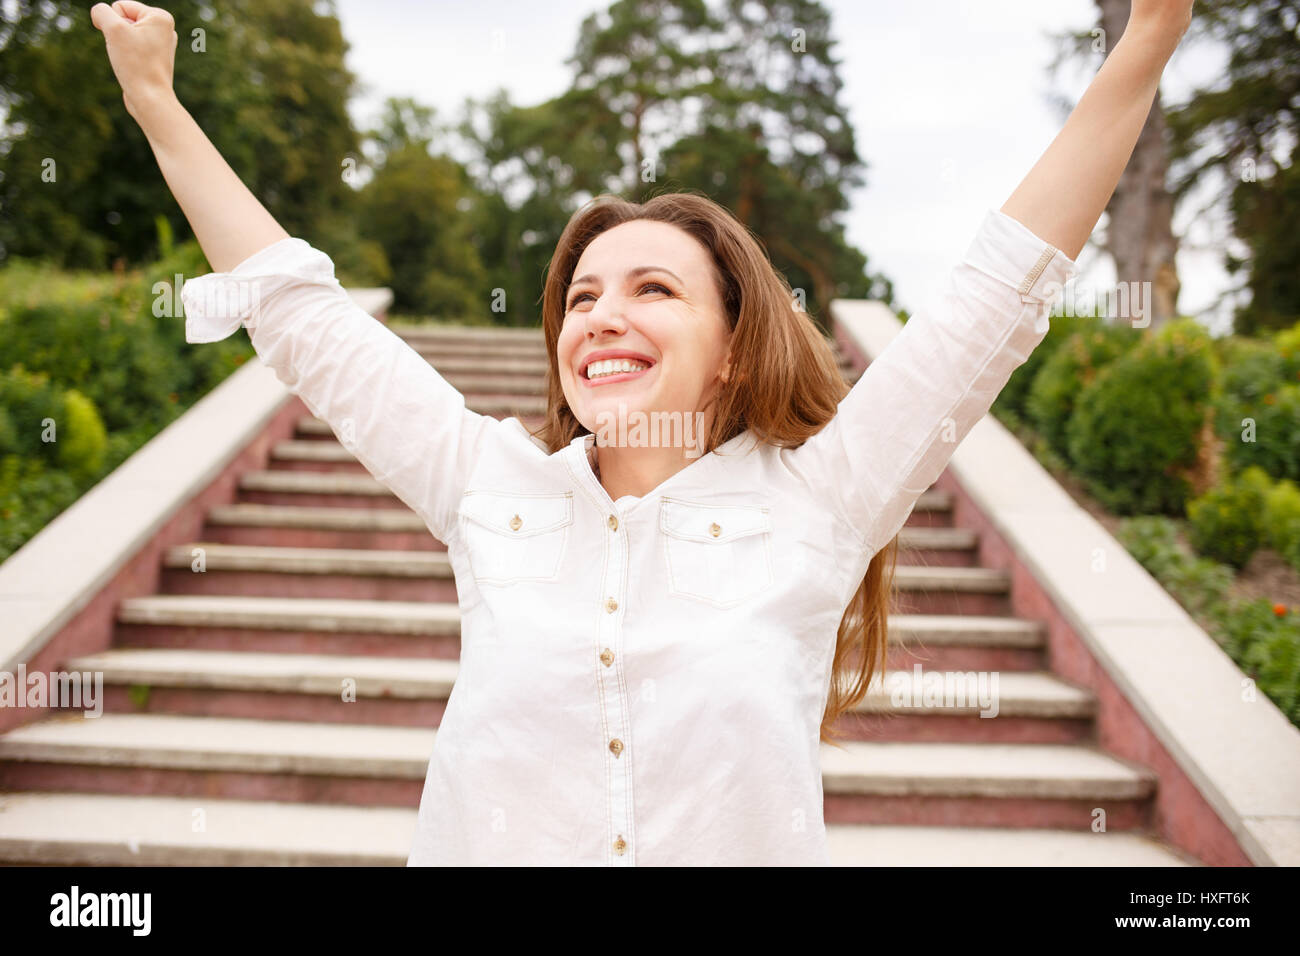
[532,189,899,746]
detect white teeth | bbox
[586,358,650,379]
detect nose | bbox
[583,294,629,340]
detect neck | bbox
[593,442,707,499]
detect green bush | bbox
[0,235,255,563]
[55,389,108,482]
[0,365,66,462]
[1027,321,1139,461]
[995,310,1105,422]
[1066,318,1218,515]
[1118,515,1300,730]
[1219,600,1300,726]
[1118,515,1233,621]
[0,455,80,559]
[1186,466,1273,569]
[1264,478,1300,573]
[1274,320,1300,380]
[0,367,109,484]
[1214,332,1300,483]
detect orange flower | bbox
[1264,394,1275,405]
[1274,603,1289,617]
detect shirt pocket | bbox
[659,496,774,610]
[458,490,574,588]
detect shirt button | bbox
[509,514,522,531]
[600,648,614,666]
[613,835,627,855]
[709,522,721,537]
[609,738,623,756]
[607,514,619,531]
[605,597,618,613]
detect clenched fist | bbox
[91,1,179,124]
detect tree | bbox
[0,0,362,268]
[1165,0,1299,335]
[356,98,487,317]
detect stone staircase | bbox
[0,323,1198,865]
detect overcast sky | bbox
[333,0,1235,330]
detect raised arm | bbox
[91,1,501,546]
[91,0,287,271]
[788,5,1193,559]
[1000,0,1194,258]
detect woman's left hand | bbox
[1127,0,1195,52]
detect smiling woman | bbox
[91,0,1194,867]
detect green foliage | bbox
[0,245,253,562]
[0,0,361,267]
[54,389,107,482]
[1025,318,1139,461]
[1065,318,1218,515]
[1118,514,1300,728]
[1213,323,1300,483]
[0,454,80,559]
[356,143,487,317]
[1219,599,1300,725]
[995,310,1103,422]
[1118,516,1234,621]
[1263,478,1300,573]
[1164,1,1300,336]
[1186,465,1273,569]
[0,365,65,462]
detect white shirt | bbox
[180,207,1077,866]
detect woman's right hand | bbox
[90,1,178,125]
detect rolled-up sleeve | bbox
[790,208,1080,556]
[179,237,499,545]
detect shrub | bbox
[0,455,80,560]
[1219,600,1300,726]
[1026,321,1138,461]
[1066,318,1218,515]
[1214,330,1300,483]
[995,310,1105,422]
[1118,515,1300,730]
[1264,479,1300,573]
[1186,466,1273,569]
[55,389,108,482]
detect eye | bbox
[567,282,673,310]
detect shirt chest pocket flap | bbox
[459,490,574,587]
[659,496,774,609]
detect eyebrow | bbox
[567,266,685,299]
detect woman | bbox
[92,0,1195,865]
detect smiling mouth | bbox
[582,359,656,385]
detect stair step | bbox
[240,456,952,517]
[893,565,1009,593]
[203,503,443,551]
[241,470,394,498]
[824,824,1194,866]
[0,792,1192,866]
[66,648,1092,720]
[207,503,431,533]
[118,595,461,636]
[0,715,1152,803]
[70,648,458,698]
[166,540,992,593]
[117,594,1038,645]
[163,543,453,578]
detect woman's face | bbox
[557,219,733,444]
